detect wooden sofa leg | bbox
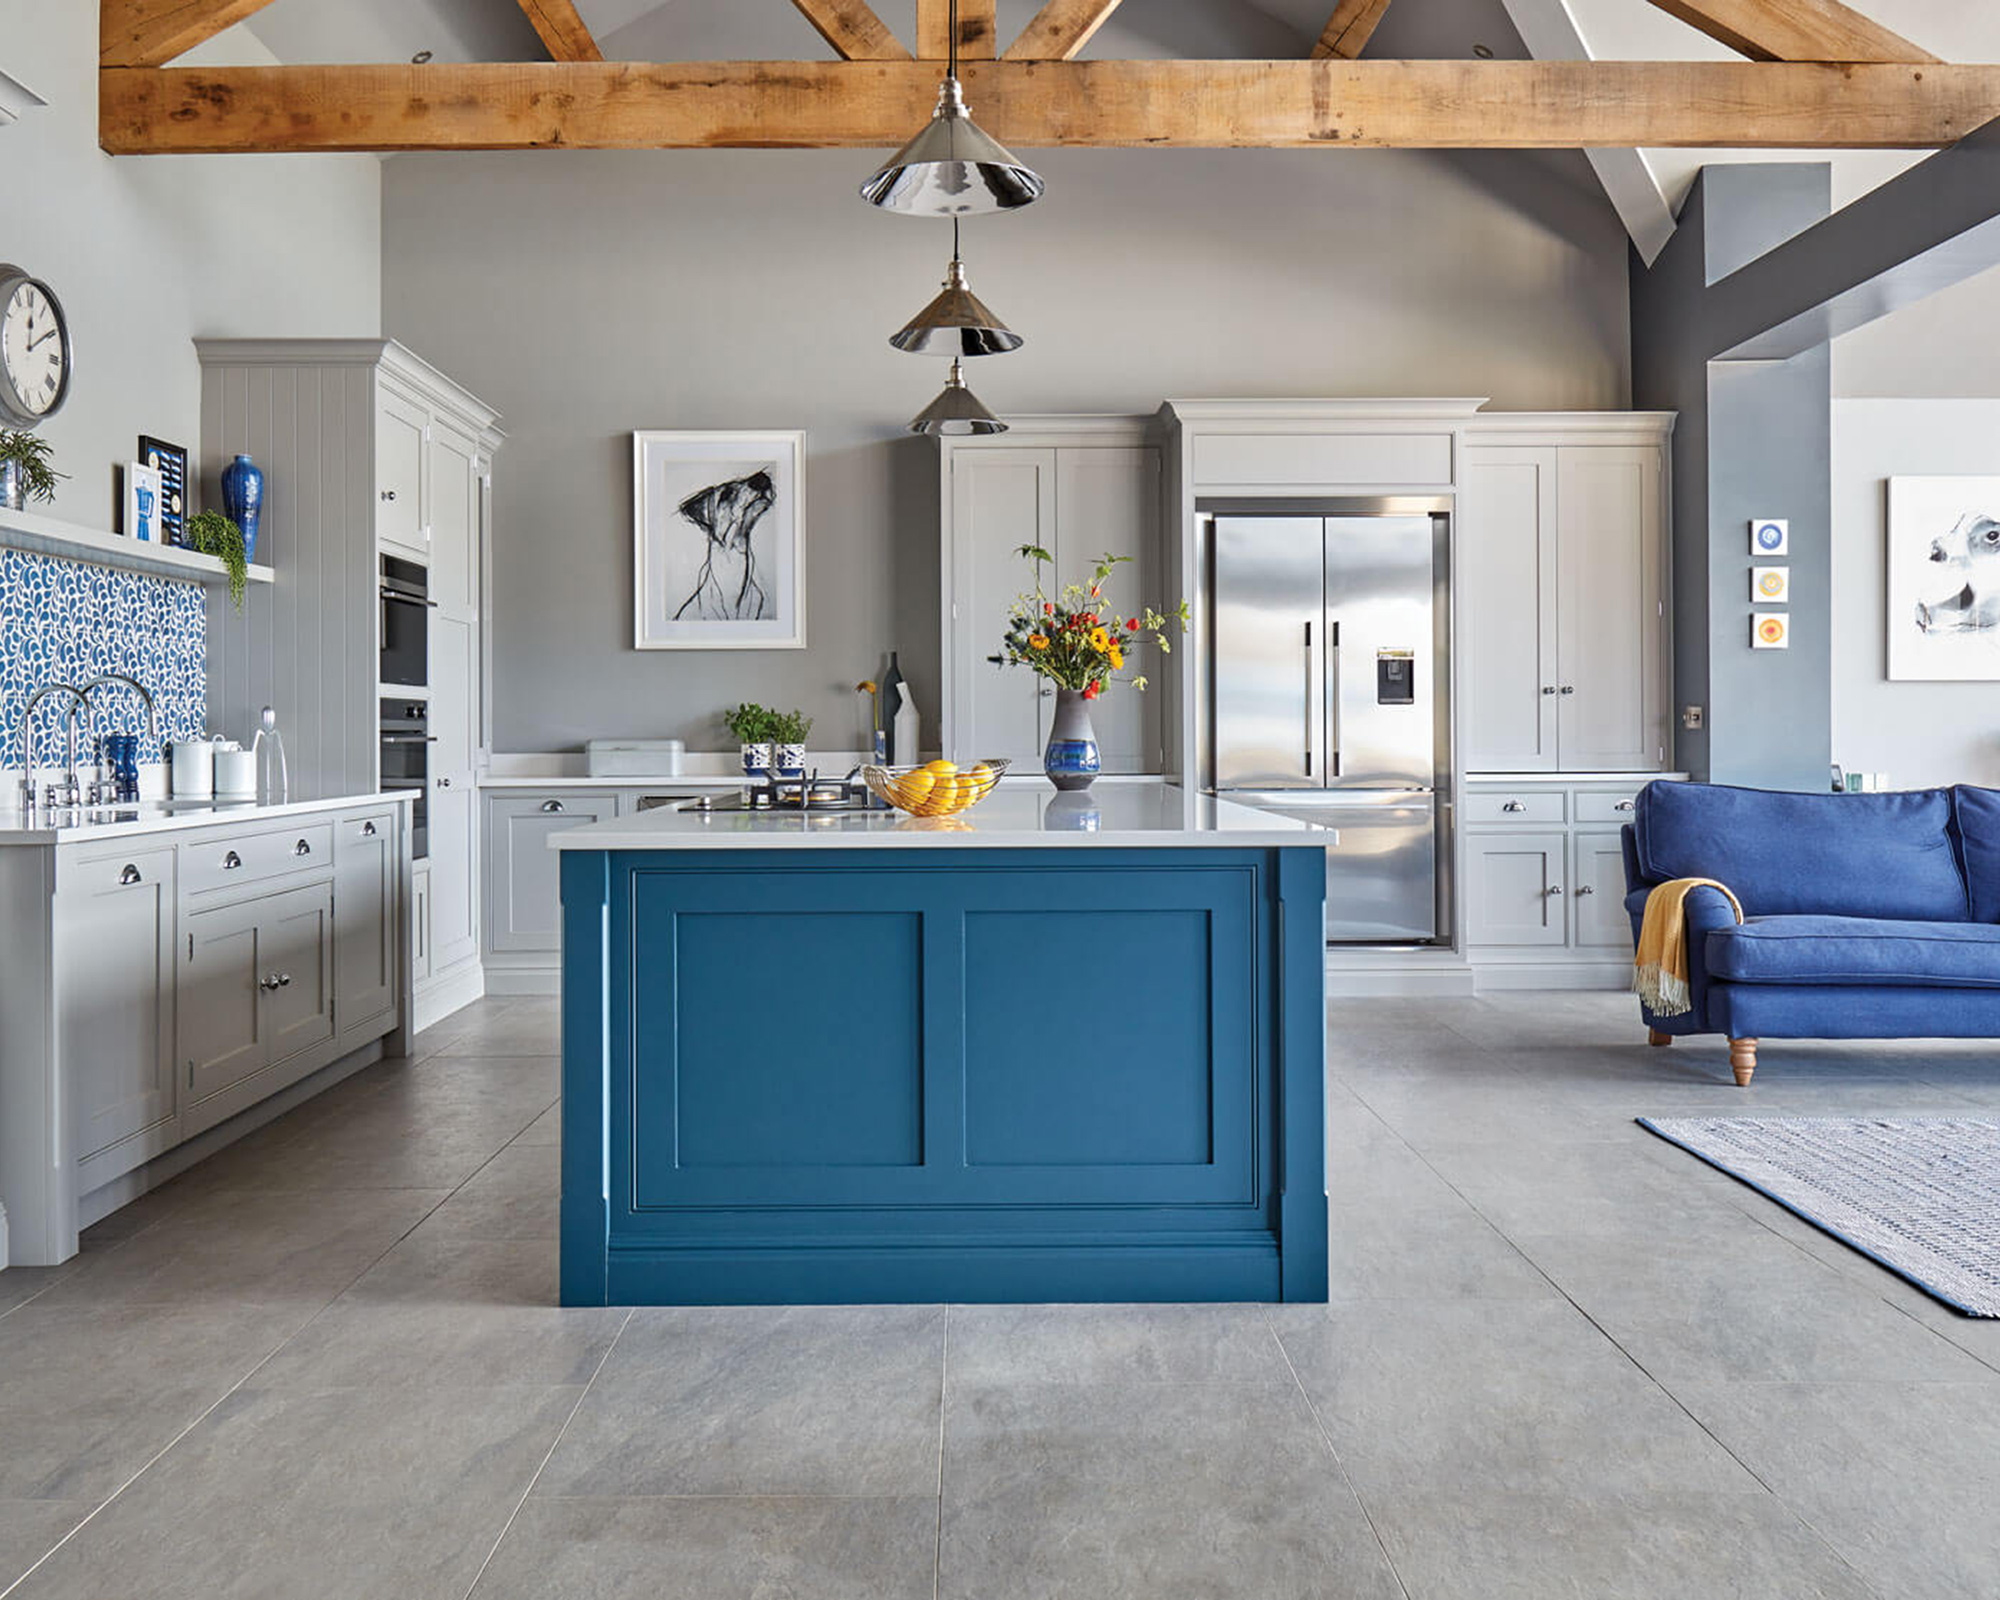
[1729,1038,1758,1087]
[1648,1029,1672,1047]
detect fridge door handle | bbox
[1304,620,1316,778]
[1326,622,1341,780]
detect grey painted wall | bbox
[1831,400,2000,789]
[382,145,1631,754]
[2,5,381,536]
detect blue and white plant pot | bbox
[1043,688,1102,793]
[773,742,807,778]
[740,741,772,777]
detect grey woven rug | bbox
[1639,1116,2000,1318]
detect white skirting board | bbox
[1324,948,1478,999]
[1472,960,1633,992]
[414,961,487,1034]
[485,967,559,997]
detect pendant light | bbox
[908,359,1007,436]
[861,0,1044,216]
[890,220,1023,357]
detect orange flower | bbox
[1028,633,1049,650]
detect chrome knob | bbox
[1548,885,1564,897]
[540,799,565,813]
[1559,685,1577,696]
[1576,885,1595,897]
[362,821,378,837]
[380,489,396,502]
[260,973,283,992]
[438,777,452,789]
[1541,686,1557,696]
[278,973,292,987]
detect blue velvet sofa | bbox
[1622,781,2000,1084]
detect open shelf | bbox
[0,505,275,588]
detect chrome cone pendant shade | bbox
[909,360,1007,436]
[890,254,1023,357]
[861,77,1045,217]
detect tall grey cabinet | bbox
[940,419,1166,772]
[198,340,502,1029]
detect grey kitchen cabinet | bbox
[1460,419,1672,774]
[58,846,178,1164]
[412,861,434,983]
[334,810,399,1035]
[182,880,334,1110]
[1571,831,1636,950]
[263,883,336,1063]
[941,422,1166,773]
[375,387,431,561]
[485,792,617,955]
[1462,830,1569,948]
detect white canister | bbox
[170,739,215,799]
[214,746,257,800]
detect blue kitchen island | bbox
[554,786,1331,1307]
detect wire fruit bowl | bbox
[863,759,1009,817]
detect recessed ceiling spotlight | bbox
[1471,43,1495,58]
[411,49,434,64]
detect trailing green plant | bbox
[723,702,777,744]
[0,429,66,506]
[185,509,248,611]
[769,708,814,745]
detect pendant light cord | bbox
[948,0,959,79]
[952,216,961,265]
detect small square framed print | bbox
[138,436,189,547]
[124,462,162,543]
[1751,566,1790,604]
[1751,612,1790,650]
[1751,518,1789,556]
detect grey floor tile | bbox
[940,1381,1400,1600]
[435,1011,561,1057]
[11,1384,579,1600]
[0,1266,70,1318]
[0,1500,95,1590]
[417,1144,559,1241]
[0,1302,312,1501]
[537,1305,944,1498]
[1676,1379,2000,1600]
[512,1103,560,1145]
[1412,1132,1757,1238]
[1367,1488,1877,1600]
[1273,1298,1752,1501]
[31,1186,444,1308]
[254,1236,624,1390]
[1327,1199,1559,1303]
[1515,1228,1993,1384]
[470,1495,938,1599]
[947,1303,1289,1387]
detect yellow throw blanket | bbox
[1632,877,1744,1018]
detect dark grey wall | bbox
[381,145,1632,755]
[1631,165,1834,793]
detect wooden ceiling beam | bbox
[100,0,281,67]
[789,0,911,61]
[1312,0,1396,60]
[1642,0,1936,63]
[1004,0,1127,61]
[916,0,995,60]
[516,0,603,62]
[98,59,2000,155]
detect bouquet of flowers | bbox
[998,546,1189,700]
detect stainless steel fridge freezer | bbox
[1209,510,1447,944]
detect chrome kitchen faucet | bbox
[81,672,158,803]
[19,682,88,814]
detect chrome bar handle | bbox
[1303,620,1315,778]
[1326,620,1341,780]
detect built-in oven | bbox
[379,554,431,688]
[380,697,431,859]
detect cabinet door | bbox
[951,448,1055,766]
[59,848,177,1160]
[429,602,479,974]
[412,863,433,983]
[428,421,480,619]
[265,882,335,1064]
[1556,446,1664,771]
[376,387,430,560]
[1057,447,1162,774]
[334,811,398,1031]
[487,793,615,954]
[1571,831,1636,951]
[1463,831,1568,948]
[1460,447,1559,772]
[183,896,268,1104]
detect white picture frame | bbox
[123,462,162,543]
[1886,476,2000,682]
[1751,612,1790,650]
[1751,566,1789,605]
[1750,518,1789,557]
[633,430,805,650]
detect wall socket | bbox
[1682,705,1705,730]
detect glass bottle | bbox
[253,705,289,805]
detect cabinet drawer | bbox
[64,847,175,898]
[1573,789,1643,825]
[1193,432,1454,487]
[335,810,397,854]
[182,821,336,897]
[1463,790,1565,826]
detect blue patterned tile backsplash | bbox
[0,550,207,769]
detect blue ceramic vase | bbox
[220,454,264,564]
[1043,688,1102,792]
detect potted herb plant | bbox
[0,429,65,512]
[1000,546,1189,792]
[185,509,249,612]
[770,709,815,778]
[724,702,777,777]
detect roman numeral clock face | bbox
[0,270,70,426]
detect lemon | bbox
[924,759,958,777]
[896,770,935,810]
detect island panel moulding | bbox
[633,430,805,650]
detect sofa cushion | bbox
[1634,781,1970,922]
[1955,786,2000,924]
[1707,916,2000,989]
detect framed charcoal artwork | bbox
[633,430,805,650]
[1887,476,2000,682]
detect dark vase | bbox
[1043,688,1102,792]
[220,453,264,564]
[879,651,906,764]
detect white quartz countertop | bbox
[550,785,1334,851]
[0,791,414,846]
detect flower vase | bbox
[0,458,23,512]
[1043,688,1102,792]
[220,453,264,564]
